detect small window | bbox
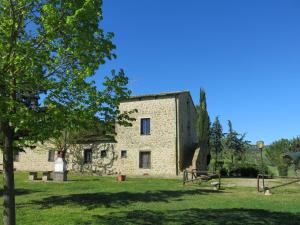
[139,151,151,169]
[101,150,107,158]
[187,122,191,136]
[121,150,127,158]
[141,118,150,135]
[48,150,55,162]
[187,100,190,113]
[84,149,92,164]
[13,152,20,162]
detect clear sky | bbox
[96,0,300,144]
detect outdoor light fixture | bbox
[257,141,264,150]
[256,140,265,192]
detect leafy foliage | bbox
[0,1,137,151]
[265,139,290,176]
[0,1,134,224]
[206,120,252,175]
[266,137,300,176]
[289,137,300,152]
[197,89,210,143]
[210,116,223,172]
[228,163,270,177]
[197,89,210,169]
[0,0,134,146]
[223,120,249,164]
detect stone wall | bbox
[0,141,117,173]
[115,96,177,176]
[1,142,56,171]
[178,92,198,170]
[66,142,117,174]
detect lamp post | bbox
[257,141,265,191]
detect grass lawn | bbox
[0,172,300,225]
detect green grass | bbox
[1,172,300,225]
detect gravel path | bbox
[223,178,300,187]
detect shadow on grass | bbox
[0,188,39,196]
[89,208,300,225]
[31,189,223,210]
[67,178,106,182]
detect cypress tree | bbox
[197,89,210,170]
[211,116,223,172]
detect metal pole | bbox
[260,149,265,191]
[257,174,260,192]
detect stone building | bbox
[2,91,205,177]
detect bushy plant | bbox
[229,163,270,177]
[219,168,229,176]
[278,165,288,176]
[265,139,290,176]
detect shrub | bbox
[229,164,270,177]
[278,165,288,176]
[265,139,290,176]
[240,166,259,177]
[219,168,228,176]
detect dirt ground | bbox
[223,177,300,188]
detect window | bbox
[187,122,191,136]
[48,150,55,162]
[141,118,150,135]
[121,150,127,158]
[13,152,19,162]
[139,151,151,169]
[100,150,107,158]
[84,149,92,163]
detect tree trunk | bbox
[214,151,218,173]
[2,125,16,225]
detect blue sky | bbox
[96,0,300,144]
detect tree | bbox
[49,115,119,156]
[289,137,300,152]
[288,137,300,175]
[210,116,223,172]
[223,121,249,169]
[0,1,133,224]
[197,89,210,170]
[265,139,291,176]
